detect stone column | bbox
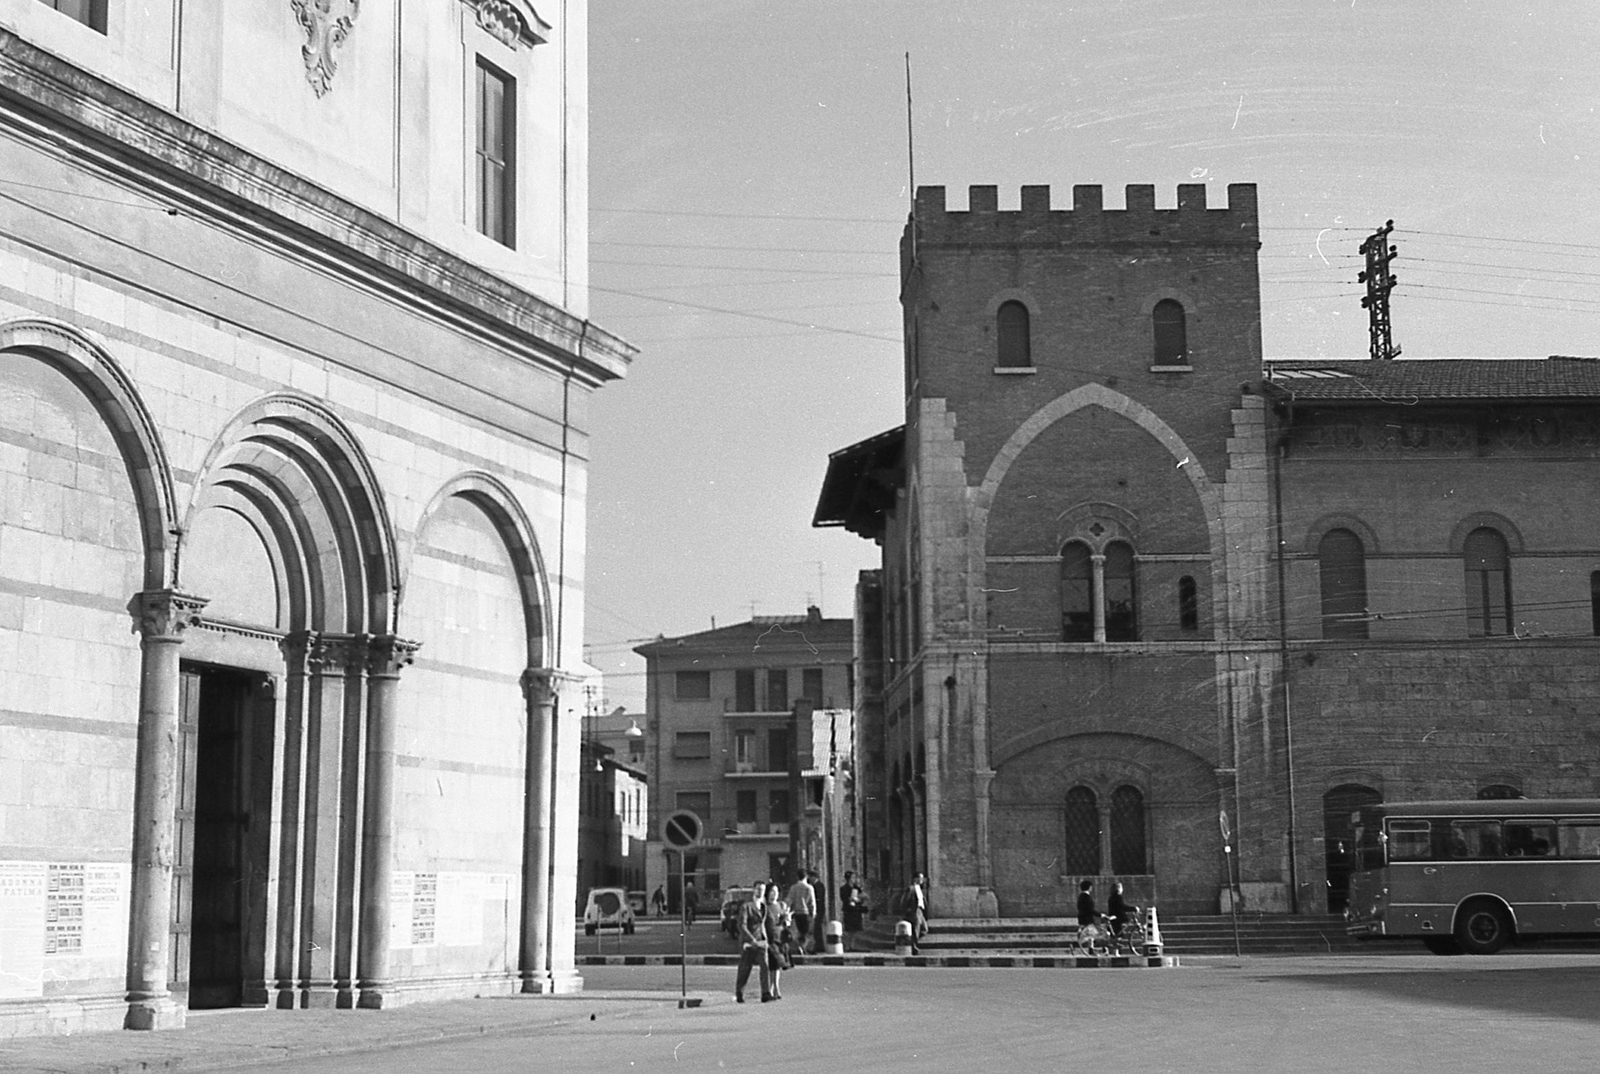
[299,633,362,1007]
[357,635,419,1009]
[518,668,558,993]
[124,590,207,1031]
[1091,553,1107,643]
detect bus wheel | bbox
[1455,901,1512,955]
[1422,935,1462,956]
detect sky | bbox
[582,1,1600,712]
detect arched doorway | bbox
[1323,784,1381,912]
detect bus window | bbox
[1387,821,1432,861]
[1557,820,1600,858]
[1504,820,1556,856]
[1449,820,1503,859]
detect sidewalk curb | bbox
[577,953,1178,969]
[5,992,724,1074]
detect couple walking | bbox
[733,880,800,1003]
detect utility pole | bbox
[1358,220,1401,360]
[789,698,812,881]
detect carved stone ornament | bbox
[129,591,209,641]
[291,0,362,98]
[307,633,366,672]
[367,635,422,678]
[475,0,523,49]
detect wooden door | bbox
[168,669,201,998]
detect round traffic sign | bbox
[662,809,703,849]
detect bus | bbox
[1344,798,1600,954]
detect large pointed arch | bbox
[0,317,178,589]
[971,382,1225,630]
[182,393,399,634]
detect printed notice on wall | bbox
[389,871,415,949]
[82,863,130,959]
[411,873,437,947]
[45,863,86,956]
[435,873,484,948]
[0,862,47,999]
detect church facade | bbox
[816,182,1600,919]
[0,1,629,1036]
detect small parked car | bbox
[583,887,636,935]
[626,890,648,915]
[719,886,754,937]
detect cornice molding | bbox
[0,30,633,388]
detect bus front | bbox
[1344,806,1390,936]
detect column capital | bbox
[366,635,422,678]
[519,666,583,702]
[128,590,208,641]
[309,633,367,673]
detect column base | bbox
[546,969,584,995]
[518,971,554,995]
[357,982,391,1009]
[124,996,186,1031]
[298,985,343,1009]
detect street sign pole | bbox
[1220,809,1241,958]
[660,810,704,1008]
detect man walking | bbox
[734,881,772,1003]
[787,868,817,955]
[904,872,928,955]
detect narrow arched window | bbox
[1153,299,1187,365]
[1178,576,1199,632]
[1110,786,1147,874]
[1463,528,1512,637]
[1061,542,1093,641]
[1103,542,1137,641]
[997,301,1031,368]
[1318,529,1369,639]
[1064,786,1101,875]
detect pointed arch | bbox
[0,317,178,589]
[972,382,1224,628]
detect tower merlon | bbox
[911,183,1260,246]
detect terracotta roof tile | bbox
[1264,357,1600,402]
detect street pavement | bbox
[4,953,1599,1074]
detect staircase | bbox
[861,913,1366,956]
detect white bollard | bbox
[823,920,844,955]
[894,919,914,956]
[1143,905,1164,957]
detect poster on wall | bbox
[411,873,437,947]
[81,863,130,959]
[389,871,414,949]
[0,862,47,999]
[45,862,85,956]
[436,873,484,948]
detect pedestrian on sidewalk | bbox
[683,880,699,926]
[787,868,816,954]
[903,872,928,954]
[652,885,666,917]
[839,871,865,951]
[764,881,795,999]
[734,881,772,1003]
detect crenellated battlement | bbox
[911,183,1258,246]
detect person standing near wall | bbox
[787,869,817,955]
[903,872,928,955]
[839,871,865,951]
